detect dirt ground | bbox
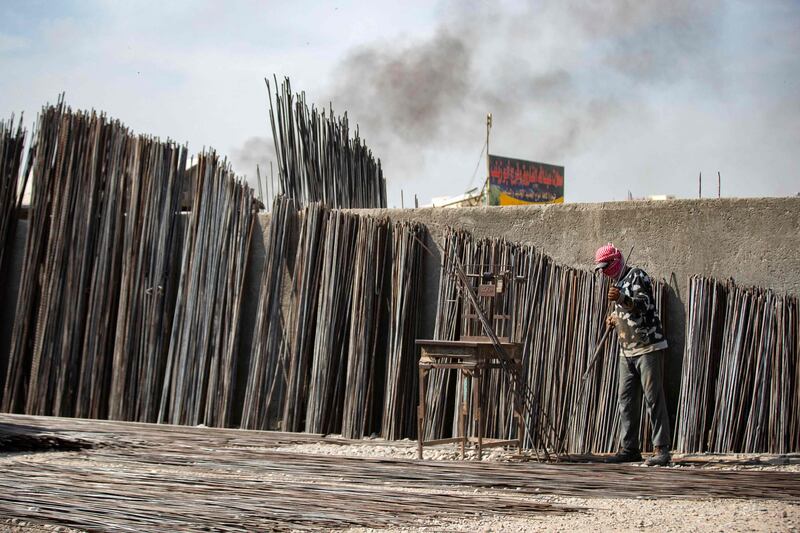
[2,438,798,533]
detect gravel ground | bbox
[269,440,800,531]
[346,497,799,532]
[0,519,83,533]
[272,438,800,472]
[279,440,800,531]
[270,438,512,461]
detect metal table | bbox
[416,338,524,460]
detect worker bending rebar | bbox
[594,243,671,467]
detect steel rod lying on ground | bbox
[0,413,797,533]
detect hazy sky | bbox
[1,0,798,206]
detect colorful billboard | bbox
[488,155,564,205]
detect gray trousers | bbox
[618,350,671,451]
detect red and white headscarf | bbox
[594,243,625,279]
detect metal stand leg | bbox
[513,363,523,454]
[417,367,426,460]
[473,369,483,461]
[459,370,467,460]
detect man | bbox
[594,243,671,466]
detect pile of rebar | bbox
[1,414,799,532]
[281,202,329,432]
[674,276,726,452]
[241,196,299,430]
[268,76,387,208]
[108,138,188,423]
[425,227,667,454]
[241,197,423,439]
[159,152,255,427]
[423,227,468,439]
[0,98,404,437]
[305,210,359,434]
[0,115,26,288]
[381,220,424,439]
[676,276,799,453]
[0,415,581,532]
[1,103,256,428]
[340,215,391,438]
[4,103,143,417]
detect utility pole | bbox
[699,172,702,199]
[485,113,492,206]
[270,161,275,211]
[718,171,721,198]
[256,164,264,209]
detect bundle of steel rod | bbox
[524,265,666,454]
[267,76,387,208]
[676,277,799,454]
[340,215,390,439]
[242,203,422,437]
[0,115,26,286]
[423,227,469,440]
[774,293,799,454]
[4,414,800,532]
[201,163,255,428]
[108,138,188,422]
[674,276,726,452]
[280,202,328,432]
[381,220,424,440]
[452,236,524,439]
[159,152,255,427]
[240,195,299,430]
[525,262,592,451]
[424,227,667,454]
[305,210,359,434]
[1,104,258,427]
[2,103,140,417]
[422,231,542,443]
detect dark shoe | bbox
[605,449,642,463]
[646,446,671,466]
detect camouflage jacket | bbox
[612,267,667,357]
